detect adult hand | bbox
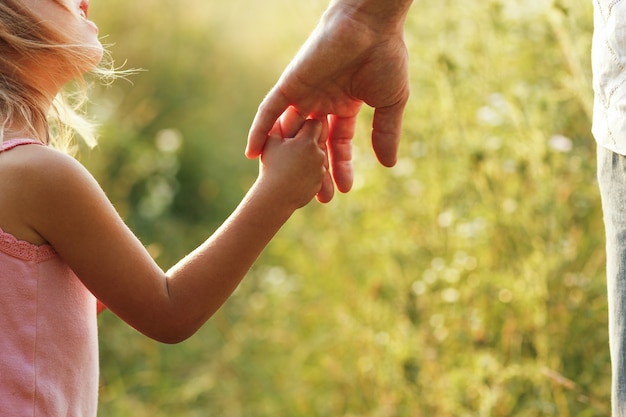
[246,0,412,197]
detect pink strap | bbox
[0,138,45,152]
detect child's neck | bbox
[3,125,47,143]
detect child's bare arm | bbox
[24,120,325,343]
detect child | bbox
[0,1,327,415]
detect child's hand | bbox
[274,107,334,203]
[257,117,328,211]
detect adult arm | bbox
[247,0,413,196]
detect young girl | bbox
[0,0,327,415]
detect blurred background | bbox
[86,0,603,415]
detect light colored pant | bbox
[598,144,626,416]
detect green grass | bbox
[91,0,607,415]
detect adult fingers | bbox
[328,114,357,193]
[278,106,306,139]
[246,89,290,159]
[371,100,407,168]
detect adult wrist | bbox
[326,0,413,33]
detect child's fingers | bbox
[318,116,329,148]
[293,118,323,142]
[316,117,334,203]
[290,118,333,203]
[259,126,284,163]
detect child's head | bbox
[0,0,107,148]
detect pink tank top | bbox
[0,139,99,416]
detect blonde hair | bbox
[0,0,114,152]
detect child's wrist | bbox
[250,178,298,219]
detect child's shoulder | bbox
[0,143,91,185]
[0,144,98,245]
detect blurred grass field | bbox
[87,0,605,415]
